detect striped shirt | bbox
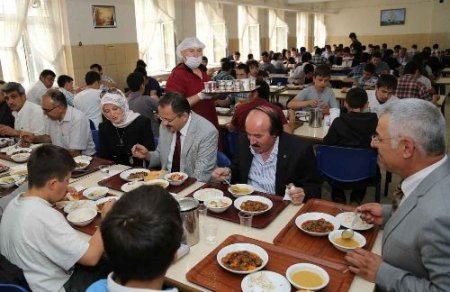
[247,137,279,194]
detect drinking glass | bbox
[204,222,218,245]
[238,211,253,232]
[98,165,111,178]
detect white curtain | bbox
[268,9,288,52]
[314,13,326,48]
[0,0,28,83]
[135,0,174,72]
[296,12,309,49]
[195,0,227,64]
[26,0,67,76]
[238,5,259,60]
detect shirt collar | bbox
[401,155,448,200]
[179,113,192,137]
[106,272,175,292]
[249,136,279,161]
[62,106,73,122]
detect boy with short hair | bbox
[354,63,378,90]
[0,144,114,291]
[87,185,183,291]
[323,88,378,204]
[287,65,339,113]
[366,74,399,116]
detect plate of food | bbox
[9,165,27,177]
[233,195,273,215]
[336,211,373,231]
[96,196,119,213]
[0,175,22,188]
[11,152,30,163]
[144,178,169,189]
[119,168,150,182]
[143,170,167,181]
[6,147,32,157]
[228,184,254,197]
[193,188,223,202]
[120,181,144,192]
[73,156,91,171]
[63,200,96,213]
[83,186,109,200]
[0,164,10,174]
[295,212,340,236]
[241,271,291,292]
[217,243,269,274]
[164,172,188,186]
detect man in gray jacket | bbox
[132,92,218,182]
[345,99,450,291]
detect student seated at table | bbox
[323,88,378,204]
[287,65,339,114]
[99,89,155,166]
[0,144,115,292]
[366,74,399,116]
[353,63,378,90]
[288,63,314,85]
[370,52,390,76]
[86,185,182,292]
[229,80,291,133]
[212,106,322,204]
[396,61,437,103]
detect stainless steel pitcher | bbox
[178,197,200,246]
[309,108,323,128]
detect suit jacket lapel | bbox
[181,114,196,158]
[383,159,450,245]
[275,135,289,195]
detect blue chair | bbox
[89,119,96,130]
[0,284,28,292]
[226,131,239,159]
[315,145,381,202]
[217,151,231,167]
[91,129,101,156]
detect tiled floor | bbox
[278,94,450,205]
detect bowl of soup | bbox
[328,229,366,252]
[285,263,329,291]
[228,184,253,197]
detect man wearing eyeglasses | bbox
[0,82,45,138]
[131,92,218,182]
[366,74,399,116]
[23,89,96,157]
[346,99,450,291]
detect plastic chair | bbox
[217,151,231,167]
[91,129,101,156]
[89,119,96,130]
[315,145,381,202]
[0,284,28,292]
[226,131,239,159]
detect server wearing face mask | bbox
[165,37,219,130]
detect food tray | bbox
[273,199,379,266]
[186,234,353,292]
[71,157,114,179]
[98,171,197,193]
[187,183,289,229]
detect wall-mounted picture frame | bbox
[92,5,116,28]
[380,8,405,26]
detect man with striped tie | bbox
[345,99,450,291]
[212,105,321,205]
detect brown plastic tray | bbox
[273,199,379,266]
[187,183,289,229]
[186,234,353,292]
[97,171,197,193]
[71,157,115,178]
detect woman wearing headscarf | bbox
[99,90,155,166]
[165,37,219,130]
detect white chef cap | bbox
[176,37,206,58]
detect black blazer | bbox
[231,132,322,200]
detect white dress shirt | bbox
[73,88,102,129]
[27,80,48,105]
[12,101,45,135]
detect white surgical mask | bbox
[185,56,203,69]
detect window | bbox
[269,9,288,53]
[195,0,227,65]
[162,22,176,70]
[275,26,288,53]
[296,12,309,49]
[247,24,260,57]
[238,6,260,60]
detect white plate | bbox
[336,212,373,231]
[6,147,32,156]
[119,168,150,182]
[228,184,254,197]
[73,157,91,171]
[63,200,96,213]
[0,175,22,188]
[193,188,223,202]
[217,243,269,274]
[96,196,119,212]
[121,181,144,192]
[1,145,16,153]
[233,195,273,215]
[9,165,28,176]
[285,263,330,291]
[241,271,291,292]
[83,186,109,200]
[295,212,340,236]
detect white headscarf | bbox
[101,90,140,128]
[176,37,206,59]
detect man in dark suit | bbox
[345,99,450,291]
[212,106,321,204]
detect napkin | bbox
[283,184,294,201]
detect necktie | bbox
[171,131,181,172]
[391,183,404,214]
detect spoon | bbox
[341,211,361,239]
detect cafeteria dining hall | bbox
[1,0,450,291]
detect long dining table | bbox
[0,153,381,292]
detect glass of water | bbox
[98,165,111,178]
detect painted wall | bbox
[324,0,450,48]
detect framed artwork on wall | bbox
[380,8,406,26]
[92,5,116,28]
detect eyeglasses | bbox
[158,114,181,123]
[100,88,122,98]
[42,105,59,113]
[371,134,393,143]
